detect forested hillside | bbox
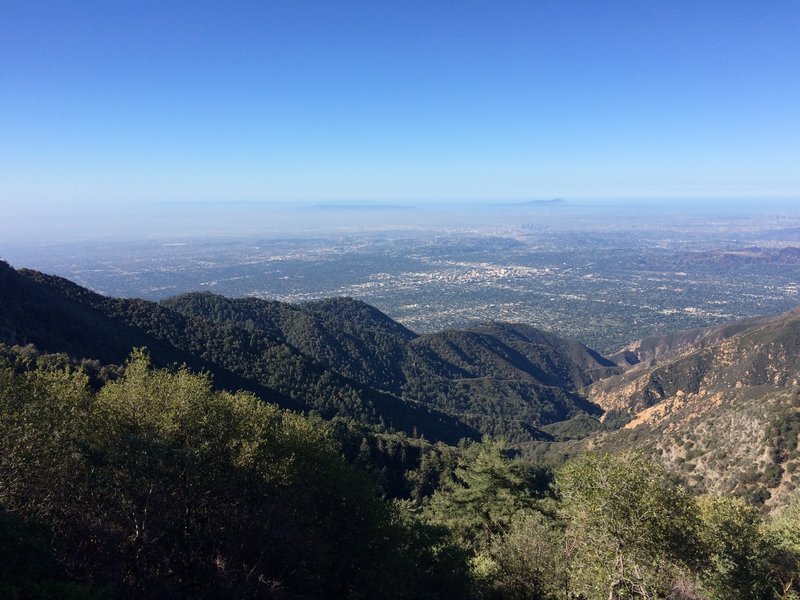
[2,261,615,442]
[0,261,475,444]
[163,290,614,440]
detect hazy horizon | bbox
[3,197,800,249]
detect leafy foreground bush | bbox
[0,350,462,598]
[426,445,800,599]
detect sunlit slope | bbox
[575,307,800,507]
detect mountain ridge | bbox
[0,261,612,443]
[573,306,800,507]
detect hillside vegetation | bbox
[581,307,800,508]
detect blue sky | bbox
[1,0,799,209]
